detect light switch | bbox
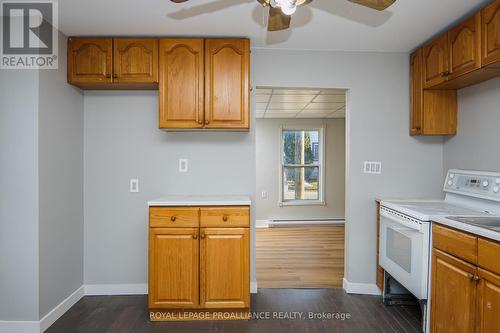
[179,159,188,173]
[130,178,139,193]
[261,191,268,199]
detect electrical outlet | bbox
[130,178,139,193]
[364,161,382,175]
[261,191,268,199]
[179,159,188,173]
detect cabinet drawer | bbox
[200,207,250,227]
[433,224,477,264]
[149,207,199,228]
[478,238,500,276]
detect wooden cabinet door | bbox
[113,38,158,83]
[431,249,477,333]
[477,268,500,333]
[159,39,204,129]
[410,49,423,135]
[205,39,250,130]
[482,0,500,66]
[423,34,450,88]
[449,13,481,78]
[68,38,112,84]
[149,228,199,309]
[200,228,250,309]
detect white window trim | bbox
[278,125,326,207]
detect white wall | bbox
[443,77,500,173]
[83,91,256,286]
[38,32,85,318]
[251,49,445,286]
[0,69,40,321]
[256,118,345,221]
[83,49,445,290]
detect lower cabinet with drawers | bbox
[430,223,500,333]
[148,205,250,320]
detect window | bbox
[280,127,325,205]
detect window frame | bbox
[279,125,326,206]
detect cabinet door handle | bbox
[473,275,481,282]
[113,74,118,79]
[198,120,203,125]
[441,70,450,77]
[193,234,198,240]
[467,273,475,281]
[201,233,206,239]
[170,216,177,222]
[222,215,228,222]
[105,74,111,79]
[205,120,209,125]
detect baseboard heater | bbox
[267,217,345,227]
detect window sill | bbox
[279,200,326,207]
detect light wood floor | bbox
[256,226,345,288]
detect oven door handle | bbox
[381,209,422,232]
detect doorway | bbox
[254,87,346,288]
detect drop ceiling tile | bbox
[265,113,298,118]
[313,94,346,103]
[267,102,308,110]
[256,95,271,103]
[255,88,273,95]
[256,102,269,110]
[320,89,347,95]
[305,102,344,111]
[272,89,321,95]
[270,95,316,103]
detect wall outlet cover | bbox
[364,161,382,175]
[179,159,188,173]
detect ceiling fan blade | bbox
[267,6,291,31]
[297,0,313,6]
[347,0,396,11]
[170,0,189,2]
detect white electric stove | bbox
[379,169,500,332]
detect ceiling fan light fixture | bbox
[280,2,297,15]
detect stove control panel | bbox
[445,170,500,201]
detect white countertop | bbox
[148,195,251,207]
[432,216,500,242]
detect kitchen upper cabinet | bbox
[482,0,500,66]
[423,35,450,88]
[159,39,205,129]
[68,38,113,85]
[148,227,200,309]
[477,268,500,333]
[409,49,457,136]
[449,13,481,79]
[113,38,158,84]
[204,39,250,130]
[68,37,158,89]
[200,228,249,309]
[431,249,477,333]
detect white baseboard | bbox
[256,219,269,228]
[342,278,381,296]
[250,280,258,294]
[40,286,85,332]
[84,283,148,296]
[0,321,39,333]
[0,285,85,333]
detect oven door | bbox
[379,207,430,300]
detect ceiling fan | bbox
[169,0,396,31]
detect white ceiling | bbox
[59,0,489,52]
[256,87,346,118]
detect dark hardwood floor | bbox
[46,289,422,333]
